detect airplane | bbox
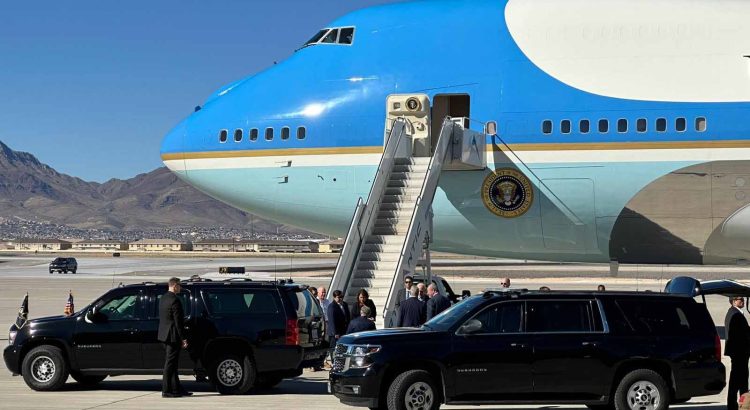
[160,0,750,266]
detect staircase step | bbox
[387,179,423,188]
[358,252,399,262]
[393,164,428,173]
[384,186,422,196]
[388,172,426,181]
[373,226,405,235]
[365,235,403,245]
[382,194,417,203]
[362,243,403,253]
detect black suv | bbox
[4,279,327,394]
[49,257,77,274]
[330,287,725,410]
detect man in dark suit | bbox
[326,290,351,343]
[726,296,750,410]
[394,275,414,311]
[346,305,376,334]
[426,283,451,321]
[397,286,426,327]
[158,277,190,398]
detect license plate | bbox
[312,328,319,340]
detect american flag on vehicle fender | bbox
[64,291,74,316]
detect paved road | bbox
[0,368,728,410]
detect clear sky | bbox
[0,0,402,182]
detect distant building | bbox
[318,239,345,253]
[128,239,190,252]
[255,240,318,253]
[13,239,72,251]
[193,239,257,252]
[73,240,128,251]
[0,240,14,250]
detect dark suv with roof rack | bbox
[4,278,327,394]
[330,282,726,410]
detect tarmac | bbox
[0,255,746,409]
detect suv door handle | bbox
[124,328,139,334]
[510,343,528,348]
[582,341,598,347]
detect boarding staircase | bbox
[329,117,458,328]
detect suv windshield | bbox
[423,296,486,331]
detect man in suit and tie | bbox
[426,283,451,321]
[395,276,414,311]
[726,296,750,410]
[326,290,351,345]
[158,277,191,398]
[397,286,426,327]
[346,305,376,334]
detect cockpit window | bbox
[321,29,339,44]
[339,27,354,45]
[300,27,355,50]
[305,29,329,46]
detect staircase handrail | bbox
[383,118,455,321]
[328,119,408,301]
[327,197,365,297]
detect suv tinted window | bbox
[471,302,523,334]
[527,300,592,333]
[203,289,280,317]
[289,289,315,317]
[98,291,143,321]
[616,299,693,335]
[150,291,191,319]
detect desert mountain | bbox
[0,140,298,233]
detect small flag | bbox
[16,293,28,328]
[64,291,74,316]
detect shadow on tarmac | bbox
[60,375,329,395]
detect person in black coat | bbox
[397,286,426,327]
[326,290,351,341]
[426,283,451,321]
[394,276,414,311]
[158,277,190,398]
[350,289,377,320]
[347,305,376,334]
[725,296,750,410]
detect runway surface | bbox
[0,255,746,409]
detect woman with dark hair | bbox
[351,289,377,320]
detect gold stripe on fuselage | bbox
[161,140,750,161]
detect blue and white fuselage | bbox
[161,0,750,265]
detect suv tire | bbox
[614,369,669,410]
[71,372,106,386]
[211,353,255,395]
[21,345,69,391]
[386,369,440,410]
[72,269,77,274]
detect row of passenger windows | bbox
[218,127,306,143]
[542,117,707,135]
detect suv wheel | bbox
[211,354,255,395]
[21,345,69,391]
[71,372,106,386]
[614,369,669,410]
[386,370,440,410]
[72,269,77,274]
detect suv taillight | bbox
[286,319,299,345]
[715,333,722,361]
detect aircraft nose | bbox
[160,121,186,174]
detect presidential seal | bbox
[481,168,534,218]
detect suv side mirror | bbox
[85,306,106,324]
[459,319,483,335]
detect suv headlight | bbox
[9,330,17,345]
[345,345,381,370]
